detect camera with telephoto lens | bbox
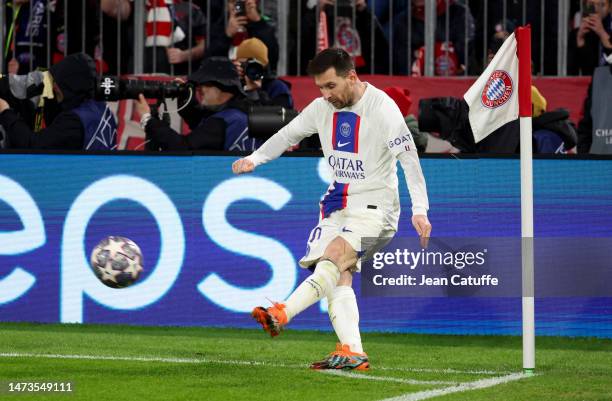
[234,0,246,16]
[95,76,191,101]
[242,59,265,81]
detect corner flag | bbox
[464,26,536,375]
[464,27,532,142]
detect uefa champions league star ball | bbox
[90,236,144,288]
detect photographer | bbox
[143,0,207,75]
[233,38,294,109]
[0,53,117,150]
[205,0,279,74]
[136,57,261,152]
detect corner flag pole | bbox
[517,25,535,375]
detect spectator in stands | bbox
[391,0,475,76]
[100,0,133,75]
[471,1,556,75]
[233,38,294,109]
[4,0,50,74]
[417,84,565,154]
[0,53,117,150]
[136,57,260,151]
[144,0,208,75]
[486,19,515,66]
[577,63,612,153]
[568,0,612,76]
[5,0,101,74]
[55,0,100,66]
[205,0,280,75]
[289,0,389,75]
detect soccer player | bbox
[232,48,431,370]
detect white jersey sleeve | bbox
[384,106,430,216]
[246,100,320,167]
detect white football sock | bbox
[328,285,363,354]
[284,260,340,322]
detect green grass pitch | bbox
[1,323,611,400]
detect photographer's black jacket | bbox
[145,96,251,151]
[0,106,84,149]
[0,69,87,149]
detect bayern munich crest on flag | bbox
[480,70,514,109]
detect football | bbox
[90,236,144,288]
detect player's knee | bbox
[322,246,344,267]
[322,237,355,268]
[337,270,353,286]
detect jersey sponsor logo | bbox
[327,155,366,180]
[332,111,361,153]
[481,70,514,109]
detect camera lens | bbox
[96,76,190,101]
[244,60,265,81]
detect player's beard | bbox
[329,90,354,109]
[328,98,345,109]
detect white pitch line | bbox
[378,373,533,401]
[0,352,508,376]
[319,370,457,386]
[376,366,511,376]
[0,352,297,368]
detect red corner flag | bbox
[466,25,536,374]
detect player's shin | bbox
[328,285,363,353]
[284,260,341,322]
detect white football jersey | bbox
[246,83,429,230]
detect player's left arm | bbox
[386,113,432,247]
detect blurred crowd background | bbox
[0,0,610,154]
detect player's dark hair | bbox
[306,48,355,77]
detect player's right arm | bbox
[232,100,321,175]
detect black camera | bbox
[96,76,191,101]
[234,0,246,17]
[248,105,298,140]
[242,59,265,81]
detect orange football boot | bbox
[251,302,288,337]
[310,343,370,371]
